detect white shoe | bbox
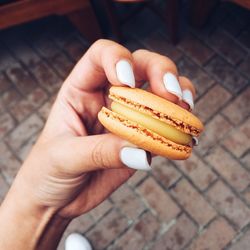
[65,233,92,250]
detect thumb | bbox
[61,133,152,174]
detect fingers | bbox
[64,39,136,91]
[57,134,152,174]
[132,49,196,110]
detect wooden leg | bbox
[102,0,123,42]
[67,4,103,43]
[189,0,218,28]
[165,0,180,45]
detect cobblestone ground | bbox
[0,3,249,250]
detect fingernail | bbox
[192,137,199,146]
[163,73,182,100]
[116,60,135,88]
[182,89,194,110]
[120,147,151,171]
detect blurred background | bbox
[0,0,249,249]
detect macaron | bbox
[98,87,204,160]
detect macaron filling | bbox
[111,101,192,145]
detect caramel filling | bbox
[111,101,192,145]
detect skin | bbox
[0,39,195,249]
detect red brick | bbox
[127,170,148,187]
[171,179,216,226]
[142,31,182,62]
[208,29,246,65]
[5,114,44,150]
[188,218,235,250]
[87,209,129,250]
[0,73,12,92]
[175,153,217,191]
[223,119,250,158]
[0,142,21,184]
[152,157,181,189]
[48,53,74,79]
[205,56,248,93]
[6,65,38,95]
[223,87,250,125]
[10,88,48,122]
[207,181,250,230]
[111,211,160,250]
[196,114,232,156]
[0,174,9,203]
[16,132,40,161]
[152,214,196,250]
[178,34,214,65]
[205,146,250,192]
[89,199,112,222]
[1,88,22,108]
[111,184,145,220]
[177,57,215,99]
[194,84,231,122]
[63,37,87,61]
[0,112,15,139]
[229,229,250,250]
[137,177,180,222]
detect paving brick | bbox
[142,31,182,62]
[111,184,145,220]
[205,56,248,93]
[47,53,74,79]
[87,209,129,250]
[31,61,62,93]
[151,214,196,250]
[0,112,15,139]
[38,95,56,121]
[127,170,148,187]
[0,174,9,203]
[207,181,250,230]
[5,114,44,151]
[0,73,12,93]
[0,142,21,184]
[196,114,232,156]
[178,34,214,65]
[111,211,159,250]
[175,153,217,191]
[194,84,231,122]
[241,152,250,170]
[151,157,181,189]
[16,132,40,161]
[229,229,250,250]
[1,88,22,108]
[188,218,235,250]
[222,87,250,125]
[205,146,250,192]
[171,179,216,227]
[66,214,94,234]
[10,88,48,122]
[0,46,17,71]
[63,36,87,62]
[208,29,246,65]
[223,118,250,158]
[124,40,145,53]
[6,64,38,95]
[243,187,250,205]
[238,55,250,78]
[177,57,215,99]
[137,177,180,222]
[89,199,112,222]
[239,29,250,49]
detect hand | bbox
[0,39,195,249]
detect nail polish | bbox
[116,60,135,88]
[163,72,182,100]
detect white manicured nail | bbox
[163,73,182,99]
[65,233,92,250]
[182,89,194,110]
[120,147,151,171]
[116,60,135,88]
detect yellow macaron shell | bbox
[111,101,192,145]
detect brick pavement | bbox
[0,3,250,250]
